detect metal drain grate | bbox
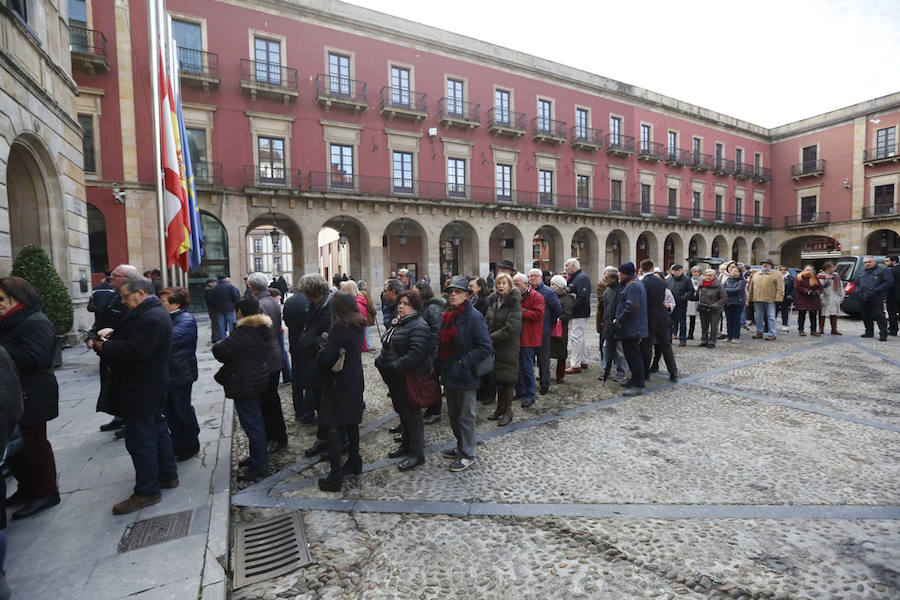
[118,509,193,552]
[233,512,311,588]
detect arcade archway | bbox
[439,220,479,281]
[866,228,900,255]
[488,223,525,275]
[605,230,629,267]
[571,227,600,283]
[663,233,684,270]
[384,218,429,283]
[532,225,564,273]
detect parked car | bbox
[834,255,888,317]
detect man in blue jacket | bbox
[564,258,592,373]
[613,262,648,397]
[528,268,561,395]
[857,256,894,341]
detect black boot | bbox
[498,387,514,427]
[318,429,343,492]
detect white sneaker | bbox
[729,339,739,344]
[781,326,789,332]
[449,456,476,472]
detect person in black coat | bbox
[564,258,591,373]
[639,261,677,382]
[415,282,446,422]
[207,274,241,342]
[159,287,200,461]
[376,290,432,471]
[94,277,177,515]
[283,290,313,422]
[885,255,900,336]
[213,295,272,481]
[247,273,287,453]
[776,265,795,331]
[666,264,693,346]
[0,277,60,520]
[315,292,366,491]
[295,274,335,458]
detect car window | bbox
[834,260,855,281]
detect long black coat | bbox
[380,313,432,377]
[0,306,58,426]
[642,274,672,331]
[297,291,334,389]
[99,297,172,418]
[255,289,283,372]
[485,289,522,385]
[550,290,573,360]
[282,292,309,352]
[317,321,365,427]
[212,314,272,401]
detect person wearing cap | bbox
[438,276,493,472]
[746,258,784,340]
[612,262,648,396]
[497,260,516,278]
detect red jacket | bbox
[520,287,546,347]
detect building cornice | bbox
[0,51,80,133]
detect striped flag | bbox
[159,47,189,269]
[175,87,204,270]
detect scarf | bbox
[802,272,820,286]
[439,299,468,360]
[0,302,25,322]
[701,278,714,288]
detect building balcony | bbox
[379,87,427,121]
[790,159,826,180]
[752,166,771,183]
[315,74,367,113]
[863,147,900,167]
[240,60,298,103]
[713,157,734,176]
[70,26,108,73]
[784,211,831,227]
[192,161,222,187]
[637,141,665,163]
[605,134,635,157]
[531,117,567,145]
[862,204,897,219]
[438,99,480,130]
[570,126,603,151]
[487,109,526,137]
[690,152,715,172]
[243,165,301,191]
[665,148,691,167]
[178,48,220,90]
[733,162,754,179]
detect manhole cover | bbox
[118,509,193,552]
[233,512,311,589]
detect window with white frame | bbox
[735,148,744,170]
[447,79,464,116]
[692,190,701,219]
[539,169,553,205]
[447,157,466,196]
[330,144,354,187]
[494,89,510,125]
[876,127,896,159]
[328,52,351,95]
[735,196,743,223]
[667,131,677,158]
[253,238,262,253]
[254,37,281,84]
[640,124,651,153]
[392,151,413,193]
[576,174,590,208]
[258,137,285,183]
[496,164,512,201]
[254,257,263,272]
[390,66,410,107]
[537,99,551,132]
[715,143,724,168]
[575,108,588,138]
[611,179,623,211]
[609,116,622,146]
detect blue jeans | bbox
[233,398,268,472]
[516,346,537,399]
[166,383,200,455]
[278,329,292,383]
[671,305,687,343]
[754,302,777,337]
[214,311,236,342]
[124,414,177,496]
[724,304,744,340]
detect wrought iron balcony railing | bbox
[637,141,665,161]
[178,47,218,77]
[243,165,301,189]
[570,126,603,150]
[713,157,735,175]
[790,159,826,178]
[784,211,831,227]
[531,117,567,143]
[438,98,480,128]
[733,162,754,178]
[191,161,222,185]
[665,148,692,166]
[862,204,897,218]
[487,108,527,136]
[863,146,900,164]
[70,26,109,72]
[239,59,298,102]
[752,165,771,182]
[315,74,367,111]
[379,86,427,119]
[690,152,716,171]
[605,133,636,155]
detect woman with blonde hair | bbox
[340,280,369,351]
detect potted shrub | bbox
[11,245,74,367]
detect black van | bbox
[834,256,888,317]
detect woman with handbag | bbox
[696,269,727,348]
[485,273,521,427]
[212,295,270,482]
[817,262,845,335]
[794,265,823,336]
[375,290,433,471]
[315,292,366,491]
[550,275,573,384]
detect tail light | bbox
[844,281,855,294]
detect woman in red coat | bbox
[793,265,822,336]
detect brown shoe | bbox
[564,367,582,375]
[113,493,161,515]
[752,334,763,339]
[160,478,179,489]
[580,363,590,369]
[764,335,776,340]
[811,332,822,337]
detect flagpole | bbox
[149,0,168,288]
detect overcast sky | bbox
[342,0,900,129]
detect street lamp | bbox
[398,219,407,247]
[452,225,461,247]
[338,218,348,248]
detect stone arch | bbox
[636,231,659,268]
[710,234,728,258]
[188,211,231,309]
[605,229,630,268]
[531,224,565,274]
[865,228,900,255]
[663,232,684,270]
[321,215,372,284]
[439,220,480,280]
[488,222,525,275]
[383,217,429,283]
[571,227,600,284]
[688,233,708,258]
[731,236,748,263]
[752,236,769,265]
[247,211,303,284]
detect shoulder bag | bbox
[405,370,441,409]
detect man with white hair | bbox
[513,273,545,407]
[564,258,591,373]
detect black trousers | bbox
[887,297,899,335]
[641,325,676,378]
[860,297,888,336]
[619,337,644,388]
[537,333,551,391]
[261,371,288,444]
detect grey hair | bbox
[528,268,543,277]
[384,279,403,294]
[604,266,618,275]
[114,264,140,279]
[296,273,330,298]
[565,257,580,270]
[512,273,528,284]
[247,272,269,291]
[122,276,155,296]
[690,266,702,274]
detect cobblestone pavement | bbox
[230,318,900,600]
